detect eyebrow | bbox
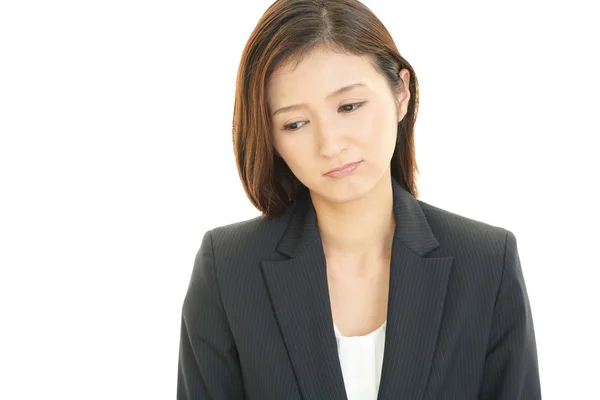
[271,83,367,116]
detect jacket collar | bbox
[275,175,441,258]
[261,175,455,400]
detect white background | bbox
[1,0,599,398]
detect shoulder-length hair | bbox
[233,0,420,218]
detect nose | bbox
[316,119,346,159]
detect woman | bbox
[177,0,541,399]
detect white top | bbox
[333,320,387,400]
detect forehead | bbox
[266,48,383,101]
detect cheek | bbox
[359,109,398,156]
[274,136,310,168]
[357,108,392,141]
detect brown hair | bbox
[233,0,420,218]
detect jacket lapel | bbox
[261,177,455,400]
[261,187,347,399]
[376,179,455,399]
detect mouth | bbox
[324,161,362,178]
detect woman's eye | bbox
[282,102,365,131]
[283,121,306,131]
[339,102,365,113]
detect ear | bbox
[396,68,411,122]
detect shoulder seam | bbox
[485,229,510,353]
[207,229,227,315]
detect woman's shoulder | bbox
[417,199,511,258]
[204,211,292,259]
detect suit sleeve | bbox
[478,230,542,399]
[177,230,245,399]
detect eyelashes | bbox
[282,101,367,132]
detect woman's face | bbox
[266,47,411,204]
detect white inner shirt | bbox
[333,320,387,400]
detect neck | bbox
[310,170,396,262]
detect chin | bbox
[311,179,372,204]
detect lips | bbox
[324,161,361,177]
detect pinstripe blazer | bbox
[177,176,541,399]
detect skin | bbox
[266,45,412,336]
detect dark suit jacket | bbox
[177,176,541,399]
